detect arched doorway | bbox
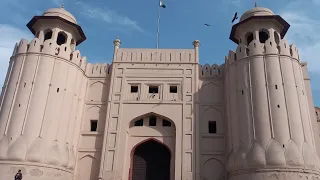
[131,139,171,180]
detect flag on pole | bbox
[160,0,166,8]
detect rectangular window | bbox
[149,86,159,93]
[162,120,171,127]
[149,116,157,126]
[134,119,143,126]
[131,85,138,93]
[90,120,98,132]
[170,86,177,93]
[208,121,217,134]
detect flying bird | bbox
[204,24,211,26]
[160,0,166,8]
[231,12,238,23]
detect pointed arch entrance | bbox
[130,138,171,180]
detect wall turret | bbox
[225,6,320,179]
[0,5,88,180]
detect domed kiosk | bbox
[229,6,290,44]
[26,5,86,45]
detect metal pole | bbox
[156,0,161,49]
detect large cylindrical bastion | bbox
[0,37,87,180]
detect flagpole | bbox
[156,0,161,49]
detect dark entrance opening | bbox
[131,139,171,180]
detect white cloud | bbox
[279,1,320,74]
[0,24,32,88]
[76,2,145,33]
[278,0,320,105]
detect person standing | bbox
[14,170,22,180]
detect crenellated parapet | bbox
[225,39,301,66]
[85,63,112,78]
[199,63,224,78]
[12,37,87,72]
[114,48,196,63]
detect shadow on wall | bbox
[196,64,227,180]
[76,75,111,180]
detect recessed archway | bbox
[130,138,171,180]
[126,112,176,180]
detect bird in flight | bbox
[231,12,238,23]
[204,24,211,26]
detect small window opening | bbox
[246,32,254,45]
[170,86,177,93]
[134,119,143,126]
[246,48,249,55]
[57,88,59,93]
[275,85,278,89]
[259,30,269,43]
[70,38,76,51]
[209,121,217,134]
[316,112,318,116]
[274,31,280,44]
[18,104,21,107]
[90,120,98,131]
[302,90,304,95]
[149,116,157,126]
[283,144,285,148]
[162,120,171,127]
[57,32,67,45]
[149,86,159,93]
[277,105,280,108]
[241,90,244,95]
[24,83,26,87]
[44,30,52,41]
[131,86,138,93]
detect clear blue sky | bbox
[0,0,319,106]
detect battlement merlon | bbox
[85,63,112,78]
[112,38,200,64]
[12,37,87,72]
[199,63,225,78]
[225,40,301,67]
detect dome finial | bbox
[254,0,258,7]
[61,2,65,9]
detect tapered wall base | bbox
[228,169,320,180]
[0,161,73,180]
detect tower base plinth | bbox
[229,169,320,180]
[0,161,73,180]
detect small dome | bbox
[43,7,77,24]
[240,7,274,22]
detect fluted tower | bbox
[225,7,320,179]
[0,5,87,180]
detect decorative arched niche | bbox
[202,158,226,180]
[77,155,100,180]
[128,112,176,137]
[199,82,223,103]
[200,106,223,134]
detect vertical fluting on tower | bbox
[226,7,320,179]
[0,6,87,180]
